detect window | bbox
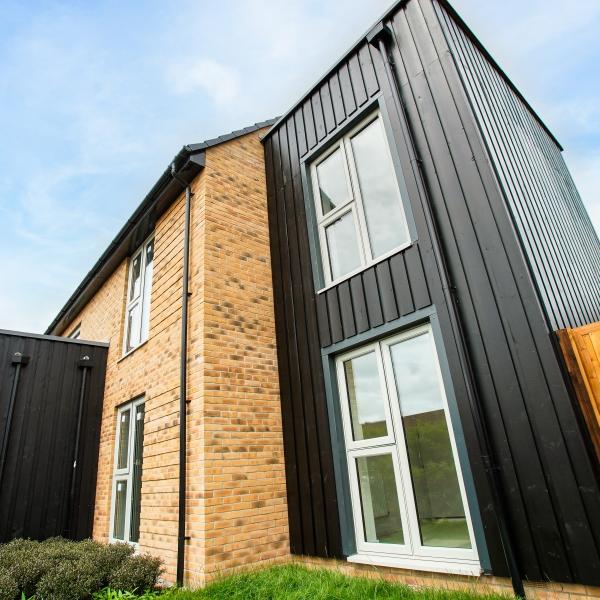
[336,324,480,573]
[110,398,145,544]
[311,113,411,286]
[124,237,154,354]
[68,324,81,339]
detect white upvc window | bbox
[110,397,145,545]
[68,324,81,339]
[123,237,154,354]
[336,324,481,575]
[310,112,411,287]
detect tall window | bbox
[124,237,154,354]
[110,398,145,544]
[310,112,410,285]
[336,324,479,572]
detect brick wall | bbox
[60,128,288,585]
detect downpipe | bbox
[171,163,192,587]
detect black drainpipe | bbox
[368,22,525,599]
[171,163,192,587]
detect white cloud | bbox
[168,58,241,105]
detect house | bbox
[2,0,599,597]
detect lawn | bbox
[154,564,511,600]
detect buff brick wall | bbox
[59,128,288,585]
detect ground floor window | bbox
[110,397,145,544]
[336,323,480,572]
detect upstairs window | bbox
[310,113,411,286]
[124,237,154,354]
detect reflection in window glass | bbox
[141,241,154,342]
[351,119,409,258]
[129,255,141,300]
[126,304,141,353]
[390,333,471,549]
[344,352,388,441]
[325,211,362,280]
[113,480,127,540]
[117,409,130,470]
[357,454,404,545]
[317,148,349,215]
[129,404,145,543]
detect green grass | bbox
[155,564,512,600]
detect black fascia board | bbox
[45,148,205,336]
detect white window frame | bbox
[123,235,154,355]
[68,324,81,339]
[336,323,481,575]
[109,397,145,546]
[310,111,411,289]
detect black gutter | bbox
[368,22,525,599]
[171,165,192,587]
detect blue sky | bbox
[0,0,598,333]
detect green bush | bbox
[0,570,18,600]
[0,538,161,600]
[36,557,104,600]
[108,554,163,594]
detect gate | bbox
[0,329,107,542]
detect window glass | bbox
[126,304,141,353]
[117,409,131,470]
[141,243,154,341]
[316,148,350,215]
[113,480,127,540]
[129,404,145,543]
[389,333,471,549]
[344,352,388,441]
[325,212,362,280]
[129,255,142,301]
[357,454,404,545]
[351,119,409,258]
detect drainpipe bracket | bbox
[11,353,30,366]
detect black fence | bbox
[0,330,108,543]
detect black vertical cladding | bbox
[265,0,600,586]
[0,331,107,542]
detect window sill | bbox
[117,339,149,363]
[347,553,482,577]
[317,240,413,295]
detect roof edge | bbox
[45,119,277,336]
[262,0,562,151]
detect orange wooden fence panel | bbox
[557,321,600,462]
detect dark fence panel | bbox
[0,330,107,542]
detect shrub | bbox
[0,538,161,600]
[108,555,163,593]
[36,557,104,600]
[0,570,19,600]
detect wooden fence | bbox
[557,321,600,461]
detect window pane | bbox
[141,243,154,342]
[356,454,404,545]
[344,352,388,441]
[351,119,409,257]
[129,404,145,543]
[389,332,471,549]
[113,480,127,540]
[117,409,131,470]
[126,304,141,352]
[325,211,362,280]
[129,255,142,300]
[316,148,350,215]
